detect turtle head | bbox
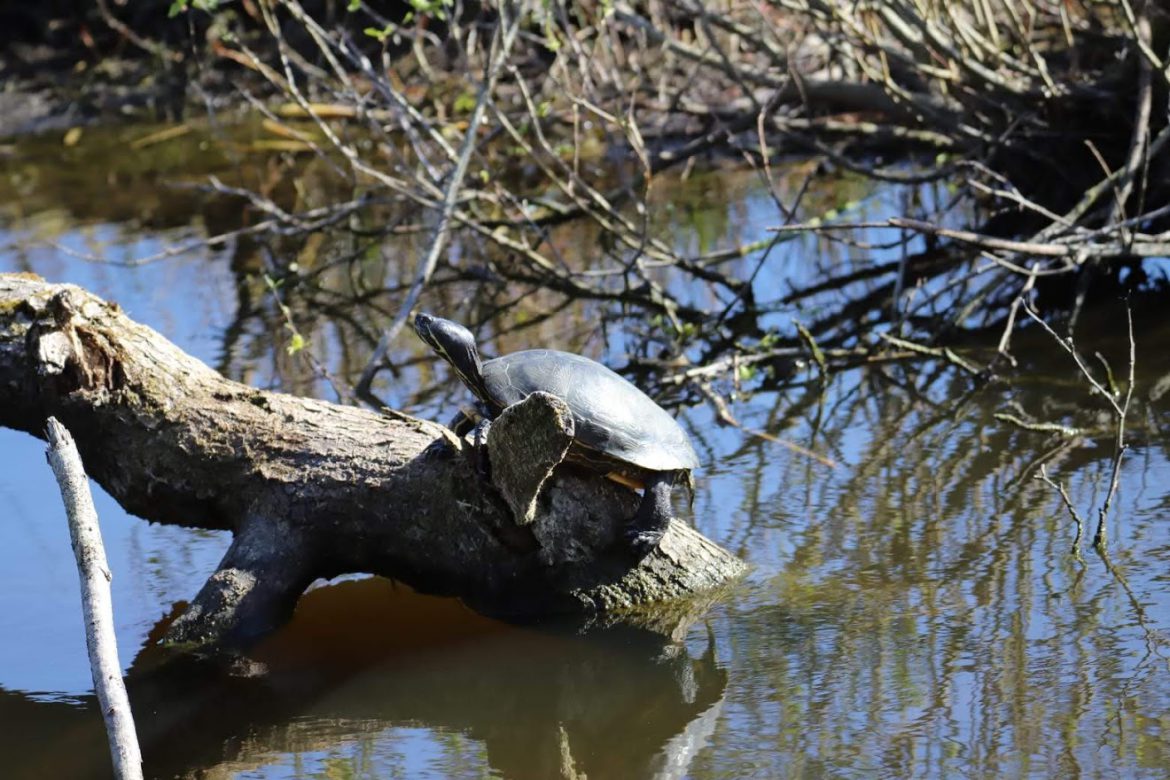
[413,313,489,401]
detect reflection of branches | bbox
[52,197,371,268]
[999,300,1169,725]
[261,254,352,402]
[1025,303,1134,551]
[1038,463,1088,561]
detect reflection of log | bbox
[0,580,730,779]
[0,274,745,648]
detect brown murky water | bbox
[1,123,1168,779]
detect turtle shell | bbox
[481,349,699,473]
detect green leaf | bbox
[171,0,221,14]
[286,332,307,355]
[453,91,477,114]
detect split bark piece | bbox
[45,417,143,780]
[486,391,576,526]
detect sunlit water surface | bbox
[0,124,1168,779]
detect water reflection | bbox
[1,124,1169,778]
[0,580,730,780]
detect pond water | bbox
[1,123,1168,779]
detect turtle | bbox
[413,313,699,555]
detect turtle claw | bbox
[469,418,492,481]
[618,471,676,559]
[624,525,665,559]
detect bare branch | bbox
[45,419,143,780]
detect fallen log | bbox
[0,273,745,649]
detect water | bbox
[1,124,1168,779]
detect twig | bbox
[878,333,983,375]
[888,217,1074,258]
[1110,8,1152,236]
[95,0,181,63]
[1037,464,1086,562]
[355,1,523,401]
[694,381,836,468]
[44,418,143,780]
[1094,306,1135,550]
[611,2,786,90]
[1024,303,1135,554]
[996,266,1039,361]
[51,198,370,268]
[1022,303,1123,417]
[261,259,353,404]
[994,412,1080,437]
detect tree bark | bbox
[0,273,745,648]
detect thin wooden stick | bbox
[44,418,143,780]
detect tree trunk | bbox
[0,273,745,649]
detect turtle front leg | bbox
[625,471,677,557]
[448,404,493,480]
[448,402,490,437]
[469,417,492,480]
